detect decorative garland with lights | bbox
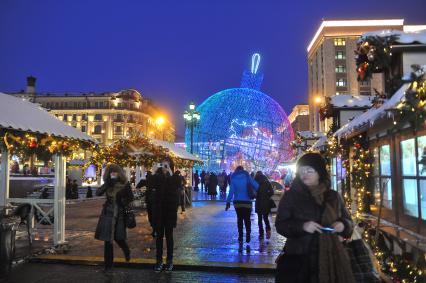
[355,34,399,94]
[361,220,425,283]
[90,134,201,170]
[319,97,334,121]
[0,129,93,160]
[387,65,426,131]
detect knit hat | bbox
[296,153,328,181]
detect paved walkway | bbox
[6,263,275,283]
[14,194,285,271]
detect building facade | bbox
[307,19,406,133]
[10,78,175,145]
[288,104,310,135]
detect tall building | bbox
[307,19,405,132]
[9,77,175,145]
[288,104,309,134]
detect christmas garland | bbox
[355,34,398,82]
[319,97,334,121]
[387,65,426,132]
[0,129,94,160]
[90,134,201,170]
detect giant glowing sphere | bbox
[185,54,294,172]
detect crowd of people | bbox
[93,153,370,283]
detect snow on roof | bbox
[0,93,94,142]
[361,29,426,44]
[330,94,374,108]
[334,83,410,138]
[150,139,202,162]
[297,131,325,139]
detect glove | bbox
[225,202,230,211]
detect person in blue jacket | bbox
[226,166,259,243]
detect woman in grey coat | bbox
[95,164,134,271]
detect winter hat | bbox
[296,153,328,181]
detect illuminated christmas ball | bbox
[185,54,294,172]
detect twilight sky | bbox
[0,0,425,140]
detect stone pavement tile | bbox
[6,263,275,283]
[15,198,285,269]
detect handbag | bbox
[124,207,136,229]
[345,238,381,283]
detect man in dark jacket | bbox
[152,160,180,272]
[200,170,206,191]
[254,171,274,240]
[193,170,200,191]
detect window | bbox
[335,51,346,60]
[115,126,122,134]
[334,38,346,46]
[335,65,346,73]
[94,102,99,108]
[360,80,371,86]
[81,125,86,132]
[72,114,77,121]
[336,78,347,87]
[94,125,102,134]
[400,136,426,219]
[331,157,345,194]
[94,114,102,121]
[82,114,87,121]
[63,114,68,120]
[73,102,77,108]
[372,146,392,209]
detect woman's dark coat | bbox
[208,173,218,195]
[275,178,353,282]
[254,174,274,215]
[95,181,134,242]
[152,172,180,229]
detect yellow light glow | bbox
[314,96,322,104]
[156,116,165,126]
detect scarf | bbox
[308,184,356,283]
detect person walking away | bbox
[254,171,274,240]
[176,170,186,213]
[66,178,72,199]
[222,170,228,194]
[217,171,226,194]
[204,172,210,194]
[71,180,79,199]
[136,171,156,237]
[94,164,134,272]
[200,170,206,191]
[275,153,354,283]
[86,186,93,198]
[152,159,180,272]
[208,172,218,199]
[225,166,259,243]
[193,170,200,191]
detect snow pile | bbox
[330,94,374,108]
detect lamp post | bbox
[183,102,200,154]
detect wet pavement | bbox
[5,262,275,283]
[13,190,285,271]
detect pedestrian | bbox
[254,171,274,240]
[200,170,206,191]
[217,170,227,194]
[94,164,134,272]
[204,172,210,193]
[225,166,259,243]
[193,170,200,191]
[136,171,156,237]
[86,186,93,198]
[71,180,79,199]
[176,170,186,213]
[152,159,180,272]
[66,178,72,199]
[275,153,354,283]
[208,172,218,199]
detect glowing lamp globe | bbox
[185,54,294,172]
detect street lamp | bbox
[156,116,165,140]
[183,102,201,154]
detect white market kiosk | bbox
[0,93,94,246]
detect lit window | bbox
[336,78,347,87]
[335,51,346,60]
[334,38,346,46]
[94,125,102,134]
[94,114,102,121]
[335,65,346,73]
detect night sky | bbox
[1,0,425,140]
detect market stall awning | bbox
[334,83,410,138]
[0,93,94,142]
[150,139,202,162]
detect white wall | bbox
[403,52,426,74]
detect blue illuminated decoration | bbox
[185,54,294,172]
